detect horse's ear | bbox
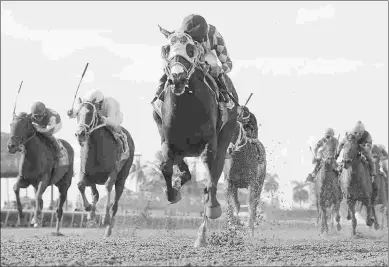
[78,97,82,104]
[158,25,173,39]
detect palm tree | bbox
[263,173,279,207]
[291,180,309,208]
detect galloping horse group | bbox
[6,20,387,246]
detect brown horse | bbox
[153,27,239,247]
[7,112,74,235]
[74,97,135,237]
[223,110,266,236]
[339,134,379,236]
[372,158,388,229]
[314,157,342,234]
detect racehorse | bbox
[339,134,379,236]
[74,97,135,237]
[153,26,239,247]
[223,108,266,236]
[314,157,342,234]
[371,157,388,229]
[7,112,74,235]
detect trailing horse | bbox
[74,97,135,237]
[314,157,342,234]
[223,109,266,236]
[153,27,239,247]
[339,134,379,236]
[7,112,74,235]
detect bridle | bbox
[76,101,106,137]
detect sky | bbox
[1,1,388,209]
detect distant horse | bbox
[372,158,388,229]
[223,109,266,236]
[339,134,379,236]
[7,112,74,235]
[153,27,239,247]
[74,97,135,237]
[314,157,342,234]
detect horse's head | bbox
[159,25,200,96]
[342,133,359,169]
[74,97,102,145]
[7,112,35,154]
[237,106,259,139]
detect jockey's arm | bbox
[313,139,323,156]
[34,115,60,133]
[211,27,232,74]
[336,138,347,158]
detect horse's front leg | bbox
[77,173,93,212]
[161,142,180,203]
[33,175,50,227]
[88,184,99,221]
[13,176,29,227]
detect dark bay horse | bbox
[223,109,266,236]
[7,112,74,235]
[74,97,135,237]
[372,158,388,229]
[339,134,379,236]
[314,157,342,234]
[153,27,239,247]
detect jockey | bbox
[67,89,126,150]
[306,128,339,183]
[30,101,62,160]
[372,144,388,177]
[152,14,235,110]
[336,121,376,179]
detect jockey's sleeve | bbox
[36,115,57,133]
[210,26,232,73]
[313,139,324,155]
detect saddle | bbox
[106,127,129,162]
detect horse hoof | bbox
[51,232,64,237]
[193,237,207,248]
[84,205,92,212]
[105,226,112,237]
[33,223,39,228]
[206,205,222,220]
[164,187,182,203]
[337,224,342,231]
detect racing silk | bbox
[201,24,232,73]
[70,97,123,128]
[32,108,62,135]
[100,96,123,128]
[338,130,373,152]
[314,136,338,159]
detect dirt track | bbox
[1,221,388,266]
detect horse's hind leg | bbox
[176,160,191,187]
[370,204,380,230]
[347,199,357,236]
[102,173,117,231]
[13,176,29,227]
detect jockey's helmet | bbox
[31,101,47,115]
[351,121,365,135]
[324,128,335,137]
[83,89,104,103]
[181,14,208,43]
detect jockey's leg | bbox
[151,73,168,104]
[363,145,377,179]
[43,133,62,160]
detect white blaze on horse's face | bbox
[164,31,199,81]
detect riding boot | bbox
[151,74,168,104]
[216,74,234,109]
[46,135,62,160]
